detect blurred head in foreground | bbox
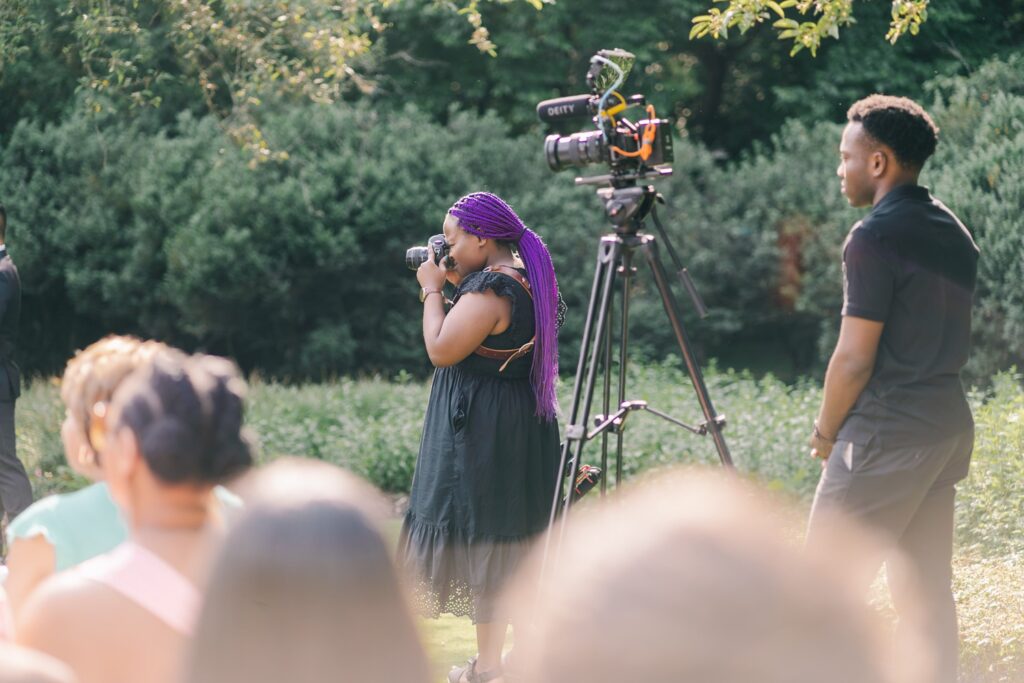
[508,469,926,683]
[183,458,431,683]
[0,643,76,683]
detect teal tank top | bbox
[7,482,241,572]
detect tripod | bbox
[546,182,733,553]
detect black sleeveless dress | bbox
[398,268,560,623]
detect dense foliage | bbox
[1,54,1021,381]
[0,2,1022,380]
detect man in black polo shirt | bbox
[806,95,978,682]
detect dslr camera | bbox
[405,233,450,271]
[537,49,673,181]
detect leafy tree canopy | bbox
[2,0,1020,157]
[689,0,1020,57]
[0,0,540,157]
[365,0,1023,154]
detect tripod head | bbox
[576,162,670,235]
[597,184,658,235]
[597,182,710,317]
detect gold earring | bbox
[87,401,108,454]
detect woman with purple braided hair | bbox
[399,192,564,683]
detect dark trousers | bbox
[0,399,33,522]
[806,428,973,683]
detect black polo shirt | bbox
[838,184,979,448]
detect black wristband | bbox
[813,421,836,444]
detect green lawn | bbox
[421,615,479,683]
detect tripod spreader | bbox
[585,400,726,441]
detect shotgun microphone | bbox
[536,95,595,123]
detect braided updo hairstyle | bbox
[111,353,254,485]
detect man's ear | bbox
[870,148,890,178]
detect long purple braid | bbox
[448,192,560,421]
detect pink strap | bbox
[75,542,200,635]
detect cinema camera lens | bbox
[544,130,607,170]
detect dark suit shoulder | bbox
[0,258,20,290]
[0,254,18,276]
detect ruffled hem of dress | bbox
[398,513,538,623]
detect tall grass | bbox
[18,363,1023,554]
[15,365,1023,680]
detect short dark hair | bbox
[847,95,939,170]
[0,204,6,241]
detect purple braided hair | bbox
[448,192,560,421]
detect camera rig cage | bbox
[537,48,674,187]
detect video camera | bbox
[537,49,673,184]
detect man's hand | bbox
[809,316,884,464]
[809,429,834,462]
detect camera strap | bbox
[474,266,536,372]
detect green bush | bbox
[655,52,1024,381]
[1,54,1023,382]
[0,105,584,376]
[927,55,1024,381]
[14,378,88,497]
[244,377,430,493]
[957,372,1024,557]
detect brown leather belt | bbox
[473,265,535,372]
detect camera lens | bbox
[405,246,430,271]
[406,235,450,271]
[544,131,606,171]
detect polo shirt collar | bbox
[874,184,930,211]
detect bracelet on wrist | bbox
[419,287,442,303]
[813,421,836,444]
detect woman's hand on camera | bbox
[417,256,448,291]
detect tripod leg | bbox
[546,236,623,549]
[615,247,635,487]
[639,235,734,468]
[600,298,612,496]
